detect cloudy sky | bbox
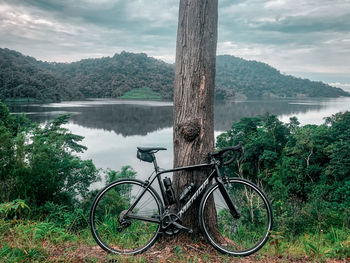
[1,0,350,86]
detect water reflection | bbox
[279,97,350,124]
[9,97,350,179]
[214,99,323,130]
[10,98,342,136]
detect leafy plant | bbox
[269,231,285,257]
[0,199,30,219]
[0,103,100,209]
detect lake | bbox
[9,97,350,185]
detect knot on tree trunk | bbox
[180,119,201,142]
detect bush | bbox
[0,102,100,209]
[216,112,350,236]
[0,199,30,219]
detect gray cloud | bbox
[216,0,350,83]
[0,0,350,83]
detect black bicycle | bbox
[90,142,272,256]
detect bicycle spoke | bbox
[90,179,162,255]
[200,178,272,256]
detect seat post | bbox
[152,154,159,173]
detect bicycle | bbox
[90,142,272,256]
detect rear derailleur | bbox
[117,210,131,232]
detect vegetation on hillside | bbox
[51,52,174,100]
[216,55,348,98]
[120,87,161,100]
[0,48,348,103]
[0,49,82,103]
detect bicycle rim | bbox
[90,179,162,255]
[200,178,272,256]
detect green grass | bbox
[264,227,350,260]
[1,217,349,262]
[120,87,161,100]
[0,219,78,262]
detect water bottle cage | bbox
[163,177,176,205]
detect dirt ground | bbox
[47,240,350,263]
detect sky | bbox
[1,0,350,87]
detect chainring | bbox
[161,213,181,236]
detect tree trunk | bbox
[173,0,218,236]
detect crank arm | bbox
[171,221,193,233]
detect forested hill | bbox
[0,48,348,102]
[215,55,347,98]
[51,52,174,100]
[0,48,82,102]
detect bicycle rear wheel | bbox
[90,179,163,255]
[199,178,272,256]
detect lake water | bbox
[9,97,350,184]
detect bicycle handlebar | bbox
[209,141,244,166]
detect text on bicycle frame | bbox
[178,176,210,218]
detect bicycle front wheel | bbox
[199,178,272,256]
[90,179,163,255]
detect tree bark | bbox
[173,0,218,236]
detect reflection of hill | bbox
[11,99,325,136]
[69,104,173,136]
[71,100,323,135]
[214,100,322,131]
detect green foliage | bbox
[34,202,89,232]
[0,199,30,219]
[173,245,183,256]
[216,55,348,98]
[217,112,350,239]
[1,48,348,103]
[0,219,80,262]
[120,87,161,100]
[268,231,285,257]
[0,102,99,208]
[0,243,46,263]
[0,48,81,102]
[105,165,136,184]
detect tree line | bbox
[0,48,348,103]
[217,112,350,239]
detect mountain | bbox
[0,48,82,102]
[0,48,348,102]
[215,55,347,99]
[49,51,175,100]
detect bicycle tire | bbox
[199,178,272,256]
[90,179,163,255]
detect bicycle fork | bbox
[216,171,241,219]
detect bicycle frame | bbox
[126,153,239,224]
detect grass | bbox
[0,219,84,262]
[264,227,350,261]
[120,87,161,100]
[0,218,349,262]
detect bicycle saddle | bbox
[137,147,167,153]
